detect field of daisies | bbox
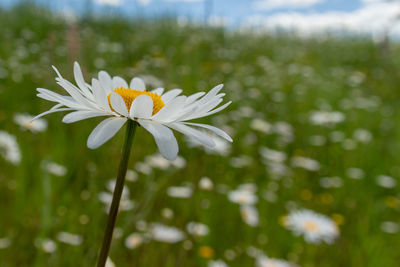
[1,3,400,267]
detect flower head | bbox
[14,113,47,133]
[0,131,21,165]
[34,62,232,160]
[284,209,339,244]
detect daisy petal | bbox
[130,77,146,91]
[169,122,215,147]
[183,122,233,142]
[129,94,153,119]
[110,93,129,116]
[74,62,92,98]
[62,111,107,124]
[98,71,113,93]
[161,89,182,103]
[32,108,74,121]
[152,88,164,95]
[92,78,111,112]
[139,121,178,160]
[87,117,127,149]
[112,76,128,89]
[185,92,205,105]
[151,96,186,122]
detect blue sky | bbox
[0,0,365,22]
[1,0,399,37]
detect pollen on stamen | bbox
[107,88,165,115]
[304,221,319,231]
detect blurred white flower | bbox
[346,167,365,180]
[198,176,214,190]
[150,223,185,243]
[376,175,397,188]
[126,169,138,182]
[161,208,174,219]
[240,205,259,227]
[14,113,47,132]
[0,131,21,165]
[145,153,186,169]
[34,238,57,253]
[41,160,67,176]
[99,180,134,212]
[238,183,258,193]
[186,222,210,237]
[135,162,152,175]
[256,255,293,267]
[353,128,372,143]
[381,221,399,234]
[43,239,57,253]
[56,232,83,246]
[106,179,130,198]
[291,156,320,171]
[310,111,345,126]
[284,209,339,244]
[259,147,286,163]
[273,121,294,144]
[167,186,193,198]
[250,118,272,134]
[125,233,143,249]
[0,237,11,249]
[209,260,229,267]
[228,188,258,205]
[106,257,115,267]
[319,176,343,188]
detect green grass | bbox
[1,3,400,267]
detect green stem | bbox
[96,120,137,267]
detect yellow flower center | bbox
[304,221,319,232]
[107,88,165,115]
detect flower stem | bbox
[96,120,137,267]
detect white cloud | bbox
[137,0,151,5]
[165,0,203,2]
[243,1,400,38]
[94,0,123,6]
[253,0,323,10]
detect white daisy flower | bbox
[240,205,259,227]
[145,153,186,169]
[209,260,229,267]
[186,222,210,237]
[256,255,294,267]
[291,156,320,171]
[167,185,193,199]
[14,113,47,132]
[56,232,83,246]
[198,176,214,190]
[0,237,11,249]
[35,238,57,253]
[284,209,339,244]
[150,223,185,243]
[228,188,258,206]
[124,233,143,249]
[34,62,232,160]
[0,131,21,165]
[41,160,67,176]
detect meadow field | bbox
[1,3,400,267]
